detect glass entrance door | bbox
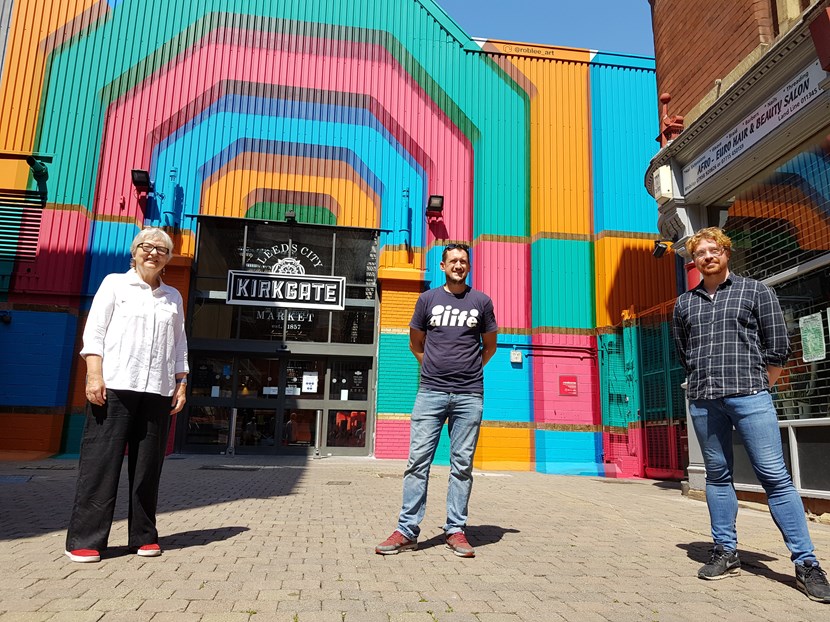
[182,352,374,456]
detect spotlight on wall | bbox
[426,195,444,218]
[284,209,296,223]
[653,240,673,259]
[131,169,154,193]
[0,311,11,325]
[25,156,49,182]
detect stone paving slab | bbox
[1,454,830,621]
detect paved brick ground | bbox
[1,454,829,621]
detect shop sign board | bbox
[226,270,345,310]
[683,60,826,195]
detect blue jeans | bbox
[689,391,816,565]
[397,389,484,540]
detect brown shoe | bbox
[445,532,475,558]
[375,530,417,555]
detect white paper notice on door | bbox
[799,312,826,362]
[302,372,318,393]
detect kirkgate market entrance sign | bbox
[227,271,345,310]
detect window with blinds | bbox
[0,189,45,262]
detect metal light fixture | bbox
[131,169,154,193]
[26,156,49,182]
[284,209,296,223]
[426,195,444,217]
[653,240,672,258]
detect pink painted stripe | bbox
[602,430,644,478]
[11,207,90,299]
[95,30,472,242]
[531,333,599,426]
[473,241,531,330]
[374,420,410,459]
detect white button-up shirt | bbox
[81,270,189,397]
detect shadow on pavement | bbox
[0,455,304,543]
[651,480,683,490]
[416,524,521,551]
[94,527,249,560]
[678,541,794,585]
[159,526,250,550]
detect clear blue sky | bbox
[436,0,655,57]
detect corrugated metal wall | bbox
[0,0,12,83]
[594,235,677,328]
[0,0,673,474]
[590,54,658,235]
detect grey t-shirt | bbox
[410,286,498,394]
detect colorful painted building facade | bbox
[0,0,672,475]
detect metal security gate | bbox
[637,302,688,480]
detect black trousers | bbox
[66,389,171,552]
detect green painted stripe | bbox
[531,238,595,330]
[246,203,336,225]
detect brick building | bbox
[646,0,830,502]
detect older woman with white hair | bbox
[65,227,189,563]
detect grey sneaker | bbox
[375,530,417,555]
[796,561,830,603]
[698,545,740,580]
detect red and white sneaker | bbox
[65,549,100,563]
[445,532,475,558]
[375,530,417,555]
[135,544,162,557]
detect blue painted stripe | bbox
[0,311,77,407]
[535,430,604,476]
[590,62,658,234]
[485,336,533,423]
[151,94,426,250]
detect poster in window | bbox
[799,312,826,362]
[302,372,319,393]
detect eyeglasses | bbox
[445,243,470,252]
[692,246,725,260]
[137,242,170,256]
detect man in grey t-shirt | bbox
[376,243,497,558]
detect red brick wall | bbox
[650,0,775,118]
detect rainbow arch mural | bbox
[0,0,670,476]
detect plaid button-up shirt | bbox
[672,273,791,401]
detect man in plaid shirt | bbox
[673,227,829,602]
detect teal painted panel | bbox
[590,58,659,234]
[61,412,86,455]
[377,332,420,413]
[598,331,639,429]
[0,258,13,295]
[531,238,594,330]
[247,203,337,225]
[434,425,451,466]
[590,51,655,71]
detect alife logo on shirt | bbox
[429,304,479,328]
